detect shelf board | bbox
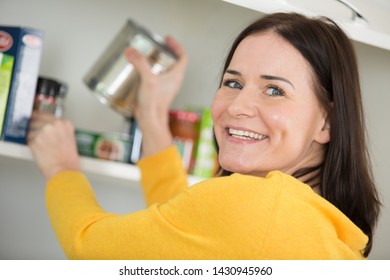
[223,0,390,51]
[0,141,203,185]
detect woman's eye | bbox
[223,80,243,90]
[265,86,284,96]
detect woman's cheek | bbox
[268,110,287,127]
[211,95,228,123]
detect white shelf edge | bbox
[0,141,204,186]
[223,0,390,51]
[0,140,33,161]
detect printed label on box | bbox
[0,26,44,144]
[0,53,15,137]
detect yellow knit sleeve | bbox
[137,145,189,206]
[45,170,368,259]
[45,170,281,259]
[46,171,117,258]
[45,147,190,259]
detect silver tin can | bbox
[84,19,177,117]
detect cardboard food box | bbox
[0,26,44,144]
[192,108,218,178]
[0,52,14,138]
[127,117,142,164]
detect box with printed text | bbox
[0,25,44,144]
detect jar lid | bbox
[56,82,68,98]
[36,77,56,96]
[169,110,200,122]
[36,76,68,98]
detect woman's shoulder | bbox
[188,170,354,226]
[190,170,310,195]
[159,170,367,259]
[172,170,303,215]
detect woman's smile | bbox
[228,127,268,141]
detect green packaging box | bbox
[0,53,14,137]
[192,108,218,178]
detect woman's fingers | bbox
[125,36,187,77]
[124,47,153,78]
[27,111,57,143]
[165,36,188,72]
[165,36,185,57]
[28,118,80,180]
[123,36,187,122]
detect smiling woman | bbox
[213,33,328,179]
[213,32,328,177]
[27,12,380,259]
[213,13,381,257]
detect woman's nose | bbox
[227,88,258,118]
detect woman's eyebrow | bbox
[225,70,295,90]
[225,69,241,76]
[261,75,295,89]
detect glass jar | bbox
[33,76,67,118]
[54,82,67,118]
[169,110,200,172]
[33,77,57,115]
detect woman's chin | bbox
[219,161,264,177]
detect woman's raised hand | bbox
[124,36,188,157]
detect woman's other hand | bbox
[28,111,81,180]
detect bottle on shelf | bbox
[32,76,68,118]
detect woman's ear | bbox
[315,114,331,144]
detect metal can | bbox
[83,19,177,118]
[75,129,131,163]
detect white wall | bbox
[0,156,145,259]
[0,0,389,259]
[355,41,390,259]
[1,0,258,133]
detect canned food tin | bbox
[75,129,131,163]
[84,19,177,117]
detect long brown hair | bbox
[216,13,381,257]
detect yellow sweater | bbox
[46,146,367,259]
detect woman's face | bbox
[211,32,330,177]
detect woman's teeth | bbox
[228,128,266,140]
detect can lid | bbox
[127,18,178,60]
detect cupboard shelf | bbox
[223,0,390,51]
[0,141,204,185]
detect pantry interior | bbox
[0,0,389,259]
